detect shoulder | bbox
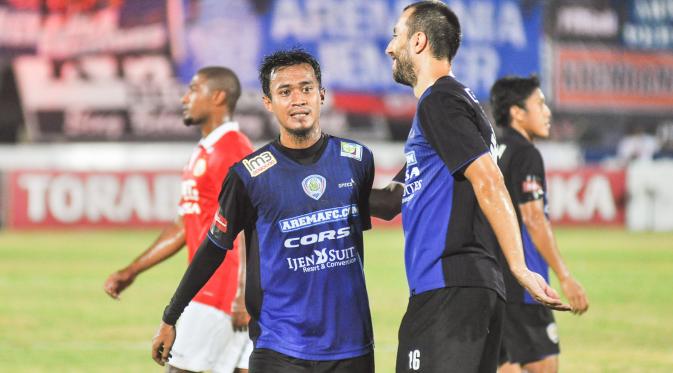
[420,76,479,112]
[234,142,277,179]
[209,131,254,161]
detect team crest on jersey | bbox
[302,174,326,200]
[340,141,362,161]
[405,151,417,166]
[193,158,207,177]
[243,151,277,177]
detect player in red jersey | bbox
[104,66,254,373]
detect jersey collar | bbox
[199,121,239,153]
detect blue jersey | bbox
[208,135,375,360]
[401,76,505,299]
[497,127,549,304]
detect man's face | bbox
[263,63,324,138]
[386,9,417,87]
[520,88,552,139]
[181,73,212,126]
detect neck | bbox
[511,123,532,142]
[279,125,321,149]
[200,113,231,138]
[413,58,452,98]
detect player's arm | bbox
[369,166,404,221]
[152,170,255,366]
[417,92,568,311]
[103,216,186,299]
[519,200,589,314]
[230,233,250,331]
[463,156,567,310]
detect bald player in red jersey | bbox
[104,66,254,373]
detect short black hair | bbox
[490,75,541,127]
[258,48,322,98]
[404,1,461,62]
[197,66,241,113]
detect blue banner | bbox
[178,0,541,101]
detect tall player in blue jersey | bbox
[382,2,570,372]
[491,76,589,373]
[151,49,376,372]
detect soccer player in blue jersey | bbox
[381,2,570,372]
[152,49,376,372]
[491,76,589,373]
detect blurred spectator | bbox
[617,124,660,164]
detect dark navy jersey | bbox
[497,127,549,304]
[401,75,505,299]
[207,135,375,360]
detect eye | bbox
[279,89,290,96]
[302,86,313,93]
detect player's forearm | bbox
[369,183,403,221]
[163,237,227,325]
[475,180,528,276]
[523,214,571,281]
[126,220,186,275]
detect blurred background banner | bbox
[0,0,672,230]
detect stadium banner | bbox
[5,170,181,229]
[1,0,197,142]
[553,46,673,112]
[545,0,673,51]
[176,0,542,114]
[546,167,626,226]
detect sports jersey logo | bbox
[338,178,355,188]
[279,205,359,232]
[405,151,417,166]
[302,174,326,200]
[193,158,207,177]
[213,211,228,233]
[286,246,358,272]
[522,175,544,199]
[284,227,351,248]
[464,87,479,103]
[243,151,277,177]
[340,141,362,161]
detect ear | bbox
[413,32,428,54]
[212,90,227,106]
[509,105,525,123]
[262,94,273,113]
[319,88,326,104]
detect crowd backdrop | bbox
[0,0,672,230]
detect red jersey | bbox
[178,122,253,314]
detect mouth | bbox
[290,111,310,119]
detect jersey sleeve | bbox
[512,146,546,204]
[418,92,490,174]
[392,165,406,184]
[358,150,375,231]
[207,169,256,250]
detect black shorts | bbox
[500,303,560,365]
[249,348,374,373]
[396,287,505,373]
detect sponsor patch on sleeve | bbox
[340,141,362,161]
[242,151,277,177]
[522,175,544,199]
[209,209,228,241]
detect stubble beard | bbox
[392,52,417,87]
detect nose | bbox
[290,90,307,106]
[385,40,394,56]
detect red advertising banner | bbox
[6,170,181,229]
[546,167,626,226]
[554,46,673,112]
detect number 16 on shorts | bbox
[408,349,420,371]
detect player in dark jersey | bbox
[491,76,589,373]
[381,2,570,372]
[151,49,376,373]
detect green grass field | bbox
[1,228,672,372]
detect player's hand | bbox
[103,268,136,299]
[151,322,175,366]
[231,297,250,332]
[516,269,572,311]
[560,276,589,315]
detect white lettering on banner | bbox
[16,173,181,225]
[548,175,617,221]
[454,46,499,98]
[448,0,526,47]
